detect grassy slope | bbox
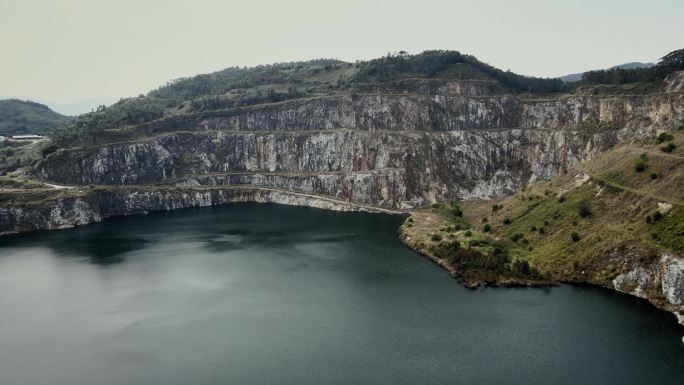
[401,130,684,286]
[0,99,72,135]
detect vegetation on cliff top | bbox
[581,48,684,85]
[352,50,569,93]
[47,48,684,149]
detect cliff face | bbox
[37,129,622,208]
[0,186,397,236]
[612,252,684,325]
[34,77,684,210]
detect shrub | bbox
[646,215,652,224]
[447,203,463,218]
[634,160,647,172]
[539,227,546,235]
[657,132,674,143]
[511,233,523,242]
[572,219,578,226]
[650,173,658,180]
[512,259,531,276]
[492,204,501,212]
[577,200,592,218]
[571,231,581,242]
[483,224,491,232]
[430,233,443,242]
[464,230,472,237]
[661,142,676,153]
[652,211,663,221]
[530,226,537,232]
[41,144,58,157]
[558,196,566,203]
[482,217,488,223]
[503,218,511,225]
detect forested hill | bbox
[149,51,569,102]
[51,48,684,147]
[559,62,656,83]
[0,99,72,136]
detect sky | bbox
[1,0,682,114]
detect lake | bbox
[0,203,682,384]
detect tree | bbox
[660,49,684,71]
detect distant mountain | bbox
[559,62,656,83]
[0,96,119,116]
[41,97,119,116]
[0,99,73,136]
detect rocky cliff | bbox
[0,186,398,236]
[612,252,684,325]
[34,75,684,210]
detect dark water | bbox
[0,204,682,385]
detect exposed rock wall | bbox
[38,128,626,208]
[34,74,684,211]
[188,92,682,133]
[612,253,684,325]
[0,187,398,236]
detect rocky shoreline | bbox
[0,186,401,236]
[398,232,556,289]
[398,210,684,329]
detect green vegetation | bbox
[149,59,352,101]
[42,47,684,150]
[648,207,684,253]
[0,99,72,135]
[0,177,46,189]
[402,130,683,287]
[657,132,674,143]
[661,142,676,153]
[353,50,569,93]
[0,139,53,174]
[634,159,647,172]
[51,97,170,146]
[570,231,581,242]
[581,48,684,85]
[577,200,592,218]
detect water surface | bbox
[0,203,682,384]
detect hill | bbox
[0,99,72,136]
[559,62,656,83]
[48,48,683,149]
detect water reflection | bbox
[0,228,150,265]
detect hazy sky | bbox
[1,0,682,110]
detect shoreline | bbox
[1,195,682,330]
